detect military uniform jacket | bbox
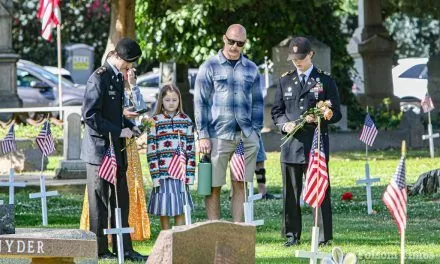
[80,62,134,166]
[271,66,342,164]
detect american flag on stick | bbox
[37,0,61,41]
[1,125,16,154]
[230,139,245,182]
[382,153,407,234]
[303,128,329,208]
[421,92,435,113]
[36,121,55,156]
[98,143,117,184]
[168,141,187,181]
[359,113,378,146]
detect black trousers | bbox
[281,162,333,242]
[86,163,132,254]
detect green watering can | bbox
[197,154,212,196]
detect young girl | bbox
[147,83,195,230]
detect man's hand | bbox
[123,108,139,119]
[132,126,141,137]
[199,138,211,154]
[305,114,315,123]
[120,128,133,138]
[283,121,296,133]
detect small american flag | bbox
[168,143,187,181]
[359,113,378,146]
[36,121,55,156]
[1,125,16,154]
[382,155,407,234]
[421,92,435,113]
[37,0,61,41]
[230,139,245,182]
[303,128,329,208]
[98,144,117,184]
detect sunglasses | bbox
[225,36,246,47]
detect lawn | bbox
[3,149,440,263]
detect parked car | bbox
[43,66,75,83]
[17,60,85,107]
[392,57,428,102]
[136,68,198,114]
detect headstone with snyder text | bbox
[147,221,256,264]
[0,228,97,264]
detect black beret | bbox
[115,38,142,63]
[287,37,312,61]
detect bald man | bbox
[194,24,263,222]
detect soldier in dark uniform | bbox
[271,37,342,247]
[81,38,146,261]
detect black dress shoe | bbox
[284,235,300,247]
[262,192,282,200]
[98,250,117,259]
[124,250,148,262]
[318,240,332,247]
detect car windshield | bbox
[25,63,76,87]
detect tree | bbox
[101,0,136,64]
[12,0,110,69]
[136,0,357,123]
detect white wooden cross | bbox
[0,168,26,204]
[29,175,59,226]
[422,122,439,158]
[356,162,380,214]
[244,182,264,226]
[104,208,134,264]
[182,185,192,225]
[295,227,331,264]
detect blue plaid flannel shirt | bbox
[194,50,263,140]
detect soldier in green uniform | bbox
[271,36,342,247]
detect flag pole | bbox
[57,24,63,120]
[400,140,406,264]
[314,117,321,228]
[365,106,369,164]
[109,132,119,209]
[179,131,190,225]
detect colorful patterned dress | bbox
[147,112,196,216]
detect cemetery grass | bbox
[4,150,440,263]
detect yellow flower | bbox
[324,109,333,120]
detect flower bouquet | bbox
[281,100,333,146]
[138,117,155,133]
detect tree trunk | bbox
[101,0,136,65]
[408,169,440,195]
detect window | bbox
[17,69,40,87]
[138,76,159,87]
[399,64,428,79]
